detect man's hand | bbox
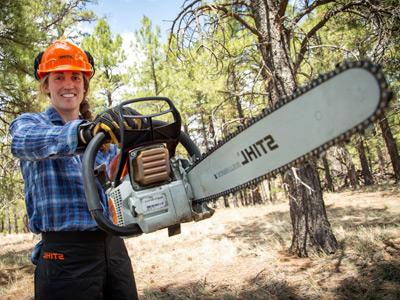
[78,107,141,146]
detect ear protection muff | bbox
[33,49,95,80]
[84,51,95,78]
[34,51,44,81]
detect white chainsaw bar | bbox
[187,62,391,202]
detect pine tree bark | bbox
[339,145,358,189]
[233,193,239,207]
[267,180,274,202]
[14,209,18,234]
[238,190,245,206]
[356,136,374,185]
[106,90,112,107]
[223,195,230,208]
[251,185,261,205]
[243,189,249,206]
[285,161,338,256]
[23,214,29,233]
[258,181,267,204]
[322,154,335,192]
[372,125,387,178]
[7,208,11,234]
[232,69,246,125]
[208,115,217,146]
[378,114,400,182]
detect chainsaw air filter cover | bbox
[129,145,171,187]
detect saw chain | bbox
[188,60,393,205]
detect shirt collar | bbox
[45,106,83,125]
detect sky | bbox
[81,1,189,98]
[87,0,187,41]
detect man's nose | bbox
[63,77,75,88]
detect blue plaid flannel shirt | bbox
[9,106,116,234]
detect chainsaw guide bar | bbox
[187,61,393,204]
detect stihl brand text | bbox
[240,135,279,165]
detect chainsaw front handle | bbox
[82,132,143,236]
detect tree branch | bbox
[307,44,360,60]
[294,0,365,70]
[278,0,288,18]
[291,0,336,27]
[169,0,262,55]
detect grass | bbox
[1,183,400,299]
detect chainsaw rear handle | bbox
[83,132,143,236]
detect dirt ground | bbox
[1,184,400,299]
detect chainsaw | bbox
[82,60,393,237]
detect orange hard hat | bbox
[35,40,94,80]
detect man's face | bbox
[44,71,85,117]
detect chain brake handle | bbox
[114,97,181,186]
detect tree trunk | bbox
[223,195,230,208]
[376,144,386,178]
[251,0,296,101]
[233,193,239,207]
[197,93,209,152]
[267,180,274,202]
[356,136,374,186]
[322,154,335,192]
[372,125,386,178]
[231,68,246,125]
[339,145,358,189]
[14,209,18,234]
[258,181,267,204]
[23,214,29,233]
[208,115,217,146]
[7,208,11,234]
[250,0,337,256]
[238,190,245,206]
[285,161,338,257]
[183,123,189,135]
[378,114,400,182]
[150,57,159,95]
[243,189,249,206]
[106,90,112,107]
[251,185,261,205]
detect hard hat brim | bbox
[37,65,93,79]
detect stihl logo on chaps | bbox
[43,252,65,260]
[240,134,279,165]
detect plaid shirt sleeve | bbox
[9,112,84,160]
[9,110,116,233]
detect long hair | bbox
[39,74,93,121]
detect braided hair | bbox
[79,76,93,121]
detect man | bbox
[10,40,139,300]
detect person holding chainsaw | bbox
[9,40,139,300]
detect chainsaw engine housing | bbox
[84,96,213,237]
[106,144,200,235]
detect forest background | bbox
[0,0,400,269]
[1,0,400,298]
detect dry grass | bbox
[1,184,400,299]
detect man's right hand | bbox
[78,107,142,147]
